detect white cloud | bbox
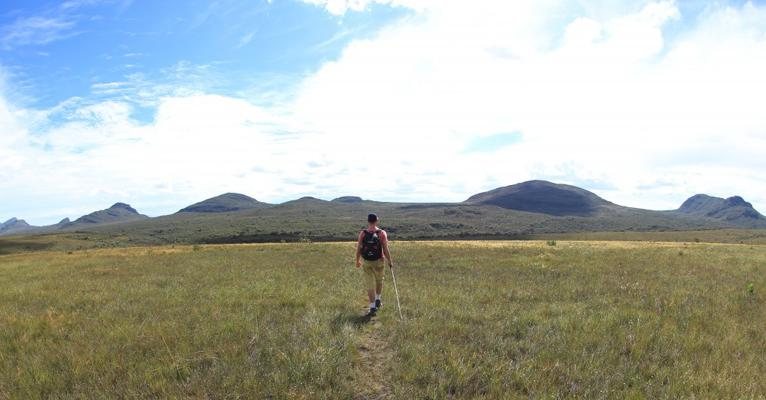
[300,0,433,15]
[290,0,766,210]
[2,0,766,223]
[0,99,27,171]
[0,0,116,50]
[2,102,246,221]
[0,16,77,49]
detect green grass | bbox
[534,229,766,245]
[1,241,764,398]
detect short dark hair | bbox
[367,213,378,223]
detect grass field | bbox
[3,229,766,257]
[1,241,764,398]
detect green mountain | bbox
[677,194,765,226]
[2,181,765,243]
[0,204,147,237]
[0,218,32,235]
[56,181,762,245]
[465,180,613,216]
[67,203,148,226]
[331,196,364,203]
[179,193,269,213]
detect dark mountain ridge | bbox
[179,193,269,213]
[677,194,765,225]
[465,180,613,216]
[0,218,31,235]
[67,203,148,226]
[279,196,330,207]
[1,203,148,236]
[332,196,364,203]
[2,181,764,240]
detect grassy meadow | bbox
[1,241,764,398]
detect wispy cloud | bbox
[86,60,227,114]
[0,16,77,50]
[0,0,127,50]
[310,26,360,52]
[60,0,133,12]
[60,0,103,10]
[300,0,430,15]
[237,31,256,48]
[463,133,523,153]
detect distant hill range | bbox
[466,181,765,227]
[0,218,31,236]
[2,181,764,243]
[1,203,148,236]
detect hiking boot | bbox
[367,307,377,317]
[375,298,382,309]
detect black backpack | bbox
[360,229,383,261]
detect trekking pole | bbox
[389,266,404,320]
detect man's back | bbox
[355,214,394,316]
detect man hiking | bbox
[356,213,394,316]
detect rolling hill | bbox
[2,181,765,246]
[0,218,31,236]
[0,203,148,237]
[66,203,148,226]
[677,194,765,226]
[331,196,364,203]
[178,193,269,213]
[464,180,613,216]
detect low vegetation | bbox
[1,241,763,398]
[3,229,766,257]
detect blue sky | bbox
[2,0,404,110]
[1,0,766,224]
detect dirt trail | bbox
[352,310,395,400]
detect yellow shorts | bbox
[362,259,385,291]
